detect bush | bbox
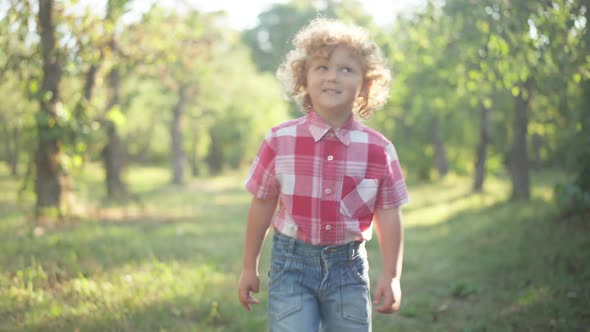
[554,183,590,219]
[554,135,590,220]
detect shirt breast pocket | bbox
[340,177,380,218]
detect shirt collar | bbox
[306,111,358,146]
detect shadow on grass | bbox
[1,178,252,287]
[3,169,588,331]
[387,197,590,332]
[20,295,236,332]
[3,216,246,280]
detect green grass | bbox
[0,165,588,331]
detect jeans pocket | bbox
[343,245,370,284]
[342,254,371,324]
[341,279,371,325]
[268,254,290,288]
[268,258,302,321]
[268,242,303,321]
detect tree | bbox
[34,0,69,216]
[441,0,584,198]
[243,1,321,73]
[0,0,37,177]
[243,0,374,73]
[133,7,221,184]
[373,3,456,180]
[101,0,131,200]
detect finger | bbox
[380,302,397,313]
[247,295,260,305]
[243,295,260,311]
[376,303,394,314]
[376,293,394,314]
[240,295,259,311]
[238,287,254,311]
[372,288,383,305]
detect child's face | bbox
[305,45,365,121]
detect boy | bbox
[238,18,409,332]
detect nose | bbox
[325,68,337,82]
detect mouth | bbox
[322,88,341,94]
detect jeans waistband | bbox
[272,231,365,259]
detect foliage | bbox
[242,0,374,73]
[366,0,587,190]
[0,0,587,209]
[554,135,590,220]
[201,44,288,172]
[115,7,289,171]
[0,0,39,175]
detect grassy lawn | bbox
[0,165,588,331]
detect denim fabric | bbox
[268,231,371,332]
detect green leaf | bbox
[29,80,39,95]
[73,155,83,168]
[511,86,520,97]
[468,70,481,80]
[106,105,126,127]
[50,304,62,317]
[43,91,53,102]
[573,73,581,83]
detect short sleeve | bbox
[375,142,409,209]
[244,130,280,199]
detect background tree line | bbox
[1,0,588,219]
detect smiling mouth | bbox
[322,88,341,94]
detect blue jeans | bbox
[268,231,371,332]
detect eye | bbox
[341,67,352,73]
[317,65,328,71]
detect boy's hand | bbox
[373,274,402,314]
[238,270,260,311]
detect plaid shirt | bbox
[245,111,409,245]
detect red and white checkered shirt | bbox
[245,111,409,245]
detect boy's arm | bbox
[372,207,404,314]
[238,196,278,311]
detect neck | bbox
[313,109,352,128]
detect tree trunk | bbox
[583,0,590,122]
[473,103,491,192]
[74,62,100,117]
[10,126,19,176]
[103,67,126,200]
[189,136,200,177]
[83,63,99,101]
[171,85,187,185]
[35,0,67,216]
[432,115,448,178]
[0,116,18,176]
[510,80,531,200]
[207,129,223,174]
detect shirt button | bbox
[325,188,332,195]
[325,225,332,230]
[327,155,334,161]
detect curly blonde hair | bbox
[276,18,391,119]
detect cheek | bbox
[306,77,320,91]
